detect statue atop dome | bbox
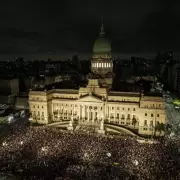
[100,16,105,36]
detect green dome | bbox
[93,23,111,54]
[93,36,111,53]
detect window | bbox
[117,107,119,110]
[133,108,135,111]
[38,105,39,108]
[151,113,153,117]
[123,108,124,110]
[117,113,119,118]
[145,113,147,116]
[42,112,44,116]
[127,114,130,119]
[128,108,130,111]
[42,106,43,108]
[33,105,35,108]
[144,120,147,126]
[159,104,161,107]
[150,120,153,126]
[157,114,159,117]
[38,111,40,116]
[110,114,114,118]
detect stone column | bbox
[92,110,94,123]
[98,106,101,121]
[57,109,60,121]
[114,107,116,121]
[104,103,106,120]
[52,104,54,121]
[82,105,84,118]
[79,105,81,120]
[72,104,74,120]
[84,105,86,121]
[62,104,64,120]
[87,106,89,122]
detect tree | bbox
[154,122,160,136]
[159,123,165,134]
[155,122,165,136]
[132,118,137,129]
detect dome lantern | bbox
[93,18,111,54]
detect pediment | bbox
[77,95,103,103]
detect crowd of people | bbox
[165,102,180,136]
[0,123,180,180]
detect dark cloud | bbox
[0,0,180,56]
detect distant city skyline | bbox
[0,51,180,61]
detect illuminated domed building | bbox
[28,20,167,136]
[91,20,113,88]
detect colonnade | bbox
[92,62,112,68]
[52,103,138,125]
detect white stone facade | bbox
[28,79,167,136]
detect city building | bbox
[0,77,19,104]
[175,66,180,92]
[161,63,180,91]
[28,21,167,136]
[14,93,29,109]
[0,78,19,95]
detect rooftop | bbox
[54,89,79,94]
[31,81,79,91]
[144,92,163,97]
[109,91,140,97]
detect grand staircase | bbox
[46,121,143,137]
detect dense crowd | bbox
[0,123,180,180]
[166,103,180,136]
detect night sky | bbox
[0,0,180,59]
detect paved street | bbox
[165,95,180,136]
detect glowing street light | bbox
[133,160,139,166]
[2,142,8,147]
